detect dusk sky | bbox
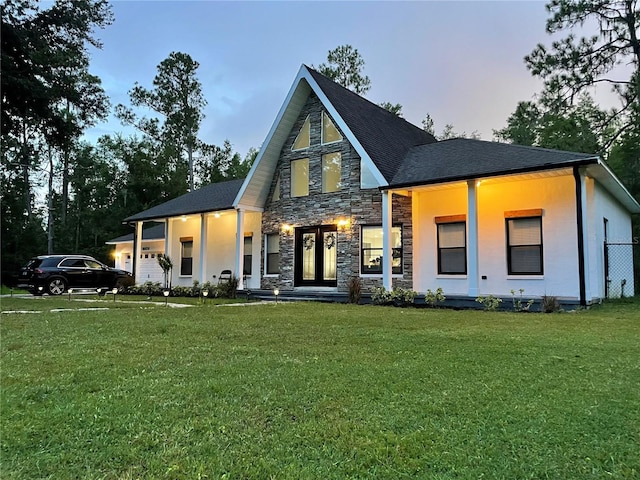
[85,1,561,157]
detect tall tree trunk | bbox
[75,194,81,252]
[188,143,194,191]
[47,146,54,254]
[61,100,71,225]
[21,123,32,220]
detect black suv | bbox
[17,255,133,295]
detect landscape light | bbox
[273,288,279,304]
[163,289,170,306]
[68,288,73,301]
[112,287,118,302]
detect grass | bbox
[1,297,639,479]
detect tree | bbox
[422,113,481,140]
[315,45,371,95]
[524,0,639,148]
[115,52,206,191]
[1,0,113,277]
[379,102,403,117]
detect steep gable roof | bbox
[306,67,436,181]
[234,65,435,209]
[123,178,245,223]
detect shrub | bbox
[127,281,163,297]
[347,277,362,304]
[372,286,393,305]
[217,275,239,298]
[542,295,561,313]
[392,287,416,306]
[476,294,502,311]
[425,287,446,307]
[510,289,534,312]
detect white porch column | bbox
[382,191,393,290]
[199,213,208,284]
[134,221,143,284]
[467,180,479,297]
[235,208,245,290]
[165,218,172,285]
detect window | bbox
[243,236,252,276]
[322,111,342,144]
[292,115,310,150]
[265,234,280,274]
[180,238,193,276]
[506,216,543,275]
[361,226,403,274]
[322,152,341,193]
[437,222,467,274]
[291,158,309,197]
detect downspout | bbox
[573,166,587,307]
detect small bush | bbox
[392,287,416,306]
[348,277,362,304]
[127,281,163,297]
[476,294,502,311]
[542,295,561,313]
[217,275,239,298]
[511,289,534,312]
[425,287,446,307]
[372,286,393,305]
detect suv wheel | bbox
[47,278,67,295]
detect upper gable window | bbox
[291,158,309,197]
[322,152,341,193]
[292,115,310,150]
[322,111,342,144]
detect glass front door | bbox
[295,225,337,287]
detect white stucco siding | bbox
[412,173,583,299]
[590,179,635,298]
[413,183,469,295]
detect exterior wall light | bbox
[282,224,293,234]
[337,218,350,231]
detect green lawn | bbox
[1,297,639,479]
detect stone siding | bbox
[261,93,413,293]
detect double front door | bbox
[294,225,337,287]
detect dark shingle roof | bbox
[107,223,165,243]
[306,66,436,182]
[390,138,599,187]
[123,178,245,223]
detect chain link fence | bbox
[604,242,639,298]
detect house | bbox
[106,223,165,283]
[118,65,640,305]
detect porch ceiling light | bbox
[181,216,187,222]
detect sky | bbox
[84,0,561,157]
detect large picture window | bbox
[180,238,193,276]
[322,152,341,193]
[437,221,466,274]
[361,226,402,274]
[265,234,280,275]
[291,158,309,197]
[506,216,543,275]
